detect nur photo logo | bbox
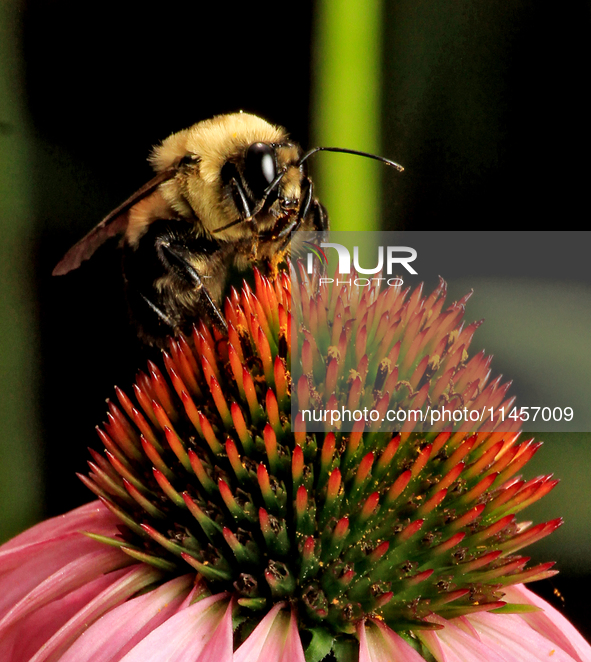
[305,239,418,287]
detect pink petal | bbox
[0,533,120,620]
[27,564,163,662]
[359,619,426,662]
[420,614,510,662]
[0,501,118,552]
[0,502,124,622]
[233,604,286,662]
[195,598,234,662]
[177,582,205,610]
[503,584,591,662]
[0,546,131,635]
[58,575,194,662]
[118,593,231,662]
[234,604,305,662]
[467,611,582,661]
[0,567,128,662]
[0,532,98,575]
[451,616,481,641]
[280,609,306,662]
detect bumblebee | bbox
[53,112,402,346]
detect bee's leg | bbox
[311,199,329,232]
[274,177,327,251]
[139,293,176,327]
[271,178,313,243]
[158,242,228,333]
[230,177,252,218]
[300,176,329,232]
[297,176,315,226]
[220,161,252,219]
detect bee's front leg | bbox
[269,177,328,252]
[299,176,329,233]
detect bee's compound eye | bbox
[244,142,276,198]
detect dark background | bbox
[3,0,590,640]
[25,0,315,517]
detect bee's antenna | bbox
[298,146,404,172]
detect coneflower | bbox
[0,267,589,662]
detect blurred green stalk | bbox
[313,0,383,232]
[0,1,42,541]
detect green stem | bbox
[312,0,383,232]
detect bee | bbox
[53,112,402,346]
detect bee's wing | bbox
[52,167,177,276]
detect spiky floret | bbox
[82,267,560,653]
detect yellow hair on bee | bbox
[150,112,286,179]
[150,113,288,237]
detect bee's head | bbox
[151,112,402,240]
[151,113,296,238]
[223,141,305,220]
